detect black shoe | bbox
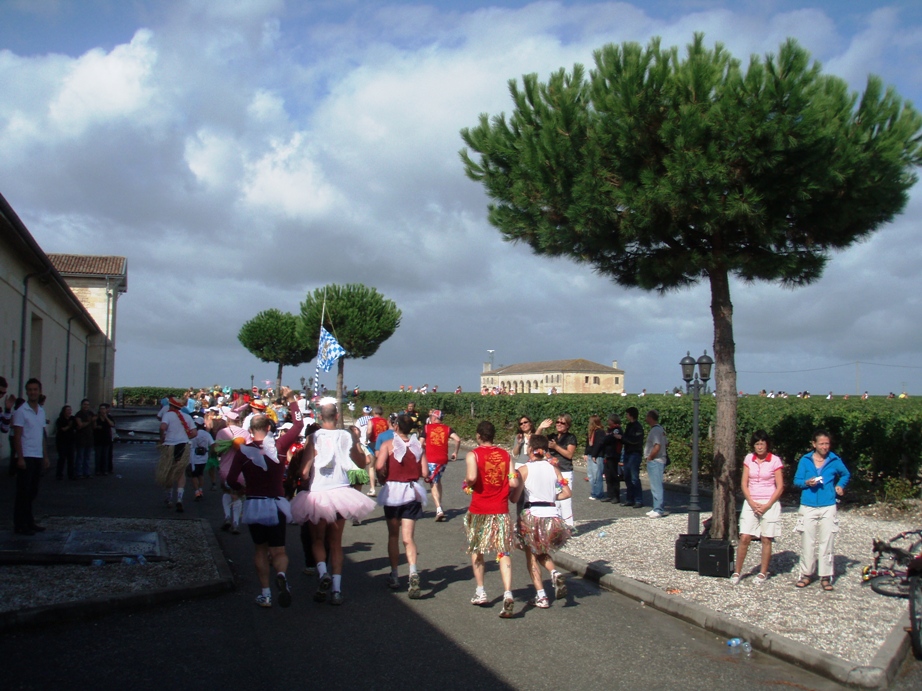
[175,501,184,513]
[621,501,631,506]
[633,502,643,509]
[276,573,292,608]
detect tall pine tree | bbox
[461,35,922,538]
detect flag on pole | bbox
[317,327,346,372]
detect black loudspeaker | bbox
[697,538,734,578]
[675,534,702,571]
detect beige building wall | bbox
[481,362,625,394]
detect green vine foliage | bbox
[113,387,188,406]
[356,392,922,493]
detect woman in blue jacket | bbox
[793,429,850,591]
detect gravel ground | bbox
[0,516,220,614]
[565,507,914,666]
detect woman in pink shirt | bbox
[731,430,784,585]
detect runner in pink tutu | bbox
[509,435,572,608]
[290,398,376,606]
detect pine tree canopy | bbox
[460,34,922,292]
[299,283,401,359]
[238,309,316,368]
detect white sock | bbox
[261,587,270,597]
[222,493,232,519]
[232,499,243,524]
[475,585,485,595]
[390,568,399,578]
[536,588,546,599]
[332,574,342,592]
[551,570,560,580]
[504,590,513,600]
[176,488,184,501]
[409,563,418,575]
[436,506,442,513]
[317,562,328,578]
[277,571,286,582]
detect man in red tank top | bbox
[422,410,461,522]
[463,421,519,618]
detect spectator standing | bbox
[583,415,607,500]
[93,404,115,475]
[55,405,76,480]
[731,431,784,584]
[73,399,95,479]
[794,430,850,591]
[644,410,668,518]
[601,414,623,503]
[537,414,577,527]
[621,408,644,508]
[12,378,49,535]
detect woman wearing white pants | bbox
[793,430,850,591]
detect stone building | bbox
[0,191,106,415]
[47,254,127,406]
[481,358,626,394]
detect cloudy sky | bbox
[2,0,921,396]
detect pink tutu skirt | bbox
[290,486,377,525]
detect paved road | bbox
[2,443,921,690]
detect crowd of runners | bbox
[154,389,576,616]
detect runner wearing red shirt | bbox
[463,420,519,618]
[422,409,461,522]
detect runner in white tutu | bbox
[509,435,572,608]
[290,398,375,606]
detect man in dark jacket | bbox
[601,414,623,503]
[621,407,644,508]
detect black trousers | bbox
[14,456,43,531]
[603,458,622,500]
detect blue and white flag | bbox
[317,327,346,372]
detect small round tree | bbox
[238,309,316,394]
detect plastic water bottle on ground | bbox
[727,637,742,647]
[136,555,147,565]
[598,531,607,538]
[91,559,105,567]
[121,556,136,565]
[741,641,752,657]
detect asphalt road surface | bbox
[2,442,921,690]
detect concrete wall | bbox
[0,241,104,463]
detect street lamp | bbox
[681,350,713,535]
[250,374,254,390]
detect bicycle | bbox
[861,529,922,598]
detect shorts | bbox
[186,463,206,478]
[248,511,288,547]
[383,501,423,521]
[739,501,782,539]
[427,462,447,484]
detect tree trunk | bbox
[709,268,739,541]
[336,358,345,429]
[276,362,283,397]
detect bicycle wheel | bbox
[870,574,910,598]
[910,576,922,659]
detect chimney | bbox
[612,360,618,370]
[483,362,491,373]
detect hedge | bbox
[113,387,189,407]
[355,392,922,496]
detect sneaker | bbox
[352,518,362,526]
[221,519,231,532]
[330,591,344,606]
[633,502,643,509]
[366,489,376,497]
[588,496,597,501]
[387,575,401,590]
[231,523,240,535]
[755,572,768,585]
[435,511,445,522]
[648,511,663,519]
[408,572,421,599]
[175,501,184,513]
[276,573,292,608]
[532,596,550,609]
[164,499,173,509]
[553,572,568,600]
[729,572,741,586]
[620,501,631,506]
[194,489,204,501]
[646,510,658,517]
[318,572,332,594]
[255,594,272,608]
[470,590,489,606]
[499,597,515,618]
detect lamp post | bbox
[680,350,713,535]
[250,374,254,390]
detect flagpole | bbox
[314,288,327,398]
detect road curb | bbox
[0,518,235,633]
[554,550,908,689]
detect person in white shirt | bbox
[12,378,49,535]
[156,397,196,512]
